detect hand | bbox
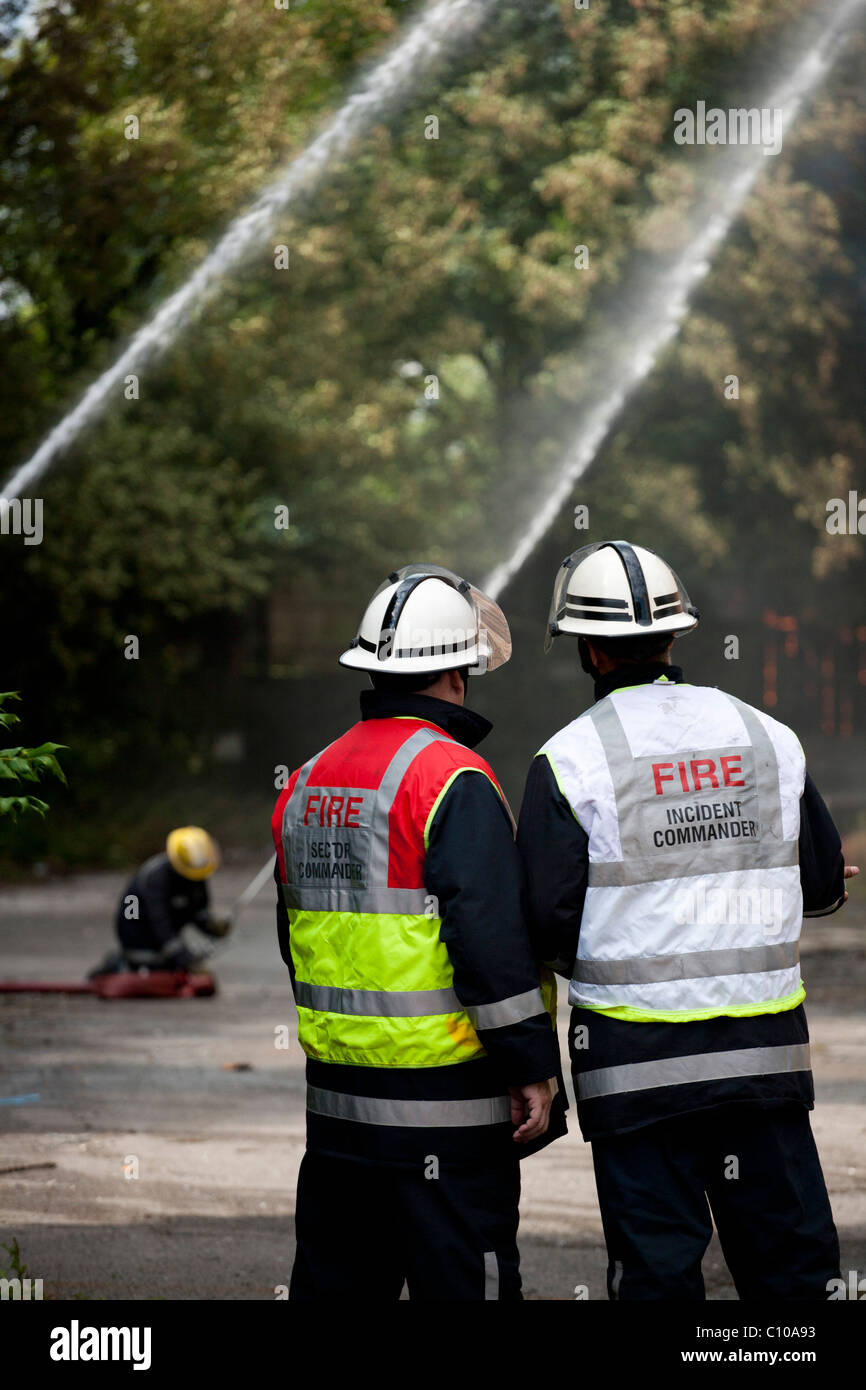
[843,864,859,902]
[509,1079,554,1145]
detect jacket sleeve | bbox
[188,885,215,933]
[800,770,845,916]
[516,753,589,977]
[424,768,559,1088]
[274,858,297,987]
[139,859,183,954]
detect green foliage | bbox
[0,0,863,862]
[0,693,67,821]
[0,1237,28,1281]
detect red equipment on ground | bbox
[93,969,217,998]
[0,970,217,999]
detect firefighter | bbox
[90,826,231,977]
[272,563,566,1301]
[518,539,859,1301]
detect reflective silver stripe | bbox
[588,698,634,820]
[590,696,659,865]
[281,749,328,831]
[293,980,544,1026]
[587,694,793,884]
[484,1251,499,1301]
[804,896,845,918]
[723,694,785,843]
[572,941,800,987]
[280,749,329,892]
[282,883,429,914]
[279,740,347,898]
[282,725,454,914]
[307,1086,511,1128]
[587,840,798,886]
[466,987,547,1030]
[367,726,454,886]
[576,1043,812,1101]
[294,981,462,1017]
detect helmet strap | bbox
[578,636,599,679]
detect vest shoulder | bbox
[707,689,804,756]
[538,707,597,758]
[604,680,801,739]
[417,733,496,779]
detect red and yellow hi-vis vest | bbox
[272,716,513,1068]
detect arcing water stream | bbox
[6,0,865,601]
[482,0,866,601]
[3,0,498,499]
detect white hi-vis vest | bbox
[542,678,806,1023]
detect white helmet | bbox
[339,562,512,675]
[545,540,699,651]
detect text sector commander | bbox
[272,563,565,1301]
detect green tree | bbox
[0,693,66,819]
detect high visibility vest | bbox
[274,716,514,1068]
[541,679,806,1023]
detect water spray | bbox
[482,0,866,601]
[3,0,498,499]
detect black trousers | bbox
[289,1150,522,1301]
[591,1102,840,1300]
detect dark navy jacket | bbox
[517,662,845,1140]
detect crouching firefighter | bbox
[518,540,858,1300]
[272,563,566,1301]
[89,826,231,979]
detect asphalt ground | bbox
[1,867,864,1301]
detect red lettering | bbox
[319,795,327,827]
[690,758,719,790]
[720,755,745,787]
[327,795,344,826]
[653,755,740,794]
[345,795,363,827]
[652,763,675,795]
[303,795,320,826]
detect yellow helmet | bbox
[166,826,220,881]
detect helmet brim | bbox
[544,542,699,650]
[342,564,511,674]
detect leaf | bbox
[0,796,49,819]
[0,757,40,782]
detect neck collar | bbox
[594,662,684,703]
[359,689,492,749]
